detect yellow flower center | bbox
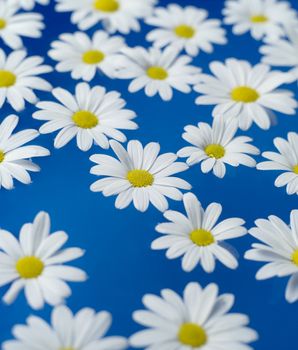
[251,15,268,23]
[93,0,119,12]
[178,323,207,347]
[0,19,6,29]
[174,24,195,38]
[127,169,154,187]
[205,144,225,159]
[293,165,298,174]
[16,256,44,279]
[0,70,16,88]
[147,66,168,80]
[0,150,5,163]
[231,86,259,103]
[82,50,105,64]
[292,250,298,265]
[72,110,98,129]
[190,229,215,246]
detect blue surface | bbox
[0,0,297,348]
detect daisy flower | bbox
[194,58,297,130]
[0,114,49,190]
[33,82,137,151]
[3,304,128,350]
[223,0,298,41]
[90,140,191,212]
[0,48,52,111]
[10,0,49,11]
[116,46,201,101]
[48,30,126,81]
[0,0,44,50]
[0,211,87,309]
[257,132,298,195]
[146,4,227,57]
[177,115,260,178]
[130,281,258,349]
[55,0,157,33]
[152,192,246,273]
[245,210,298,303]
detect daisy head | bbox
[257,132,298,196]
[0,114,49,190]
[3,304,128,350]
[0,211,87,309]
[48,30,126,81]
[130,281,258,349]
[245,209,298,303]
[153,192,247,273]
[116,46,201,101]
[146,4,227,57]
[10,0,50,10]
[194,58,297,130]
[33,82,137,151]
[177,115,260,178]
[90,140,191,212]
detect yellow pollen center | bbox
[127,169,154,187]
[0,70,16,88]
[174,24,195,38]
[72,110,98,129]
[190,229,215,246]
[147,66,168,80]
[293,165,298,174]
[16,256,44,279]
[205,144,225,159]
[178,323,207,347]
[82,50,105,64]
[93,0,119,12]
[0,150,5,163]
[231,86,259,103]
[292,250,298,265]
[251,15,268,23]
[0,19,6,29]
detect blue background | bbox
[0,0,297,348]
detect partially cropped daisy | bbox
[0,211,87,309]
[0,115,49,190]
[257,132,298,195]
[34,83,137,151]
[0,0,44,49]
[194,58,297,130]
[245,210,298,303]
[3,305,128,350]
[55,0,157,32]
[90,140,191,212]
[146,4,227,57]
[117,46,200,101]
[223,0,298,41]
[48,30,126,81]
[10,0,49,10]
[130,281,258,349]
[0,49,52,111]
[177,115,260,178]
[152,192,246,273]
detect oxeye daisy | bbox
[116,46,201,101]
[55,0,157,33]
[257,132,298,196]
[10,0,49,10]
[0,211,87,310]
[245,210,298,303]
[146,4,227,57]
[130,281,258,350]
[0,114,49,190]
[3,304,128,350]
[0,49,52,111]
[33,82,137,151]
[90,140,191,212]
[48,30,126,81]
[194,58,297,130]
[177,115,260,178]
[152,192,246,273]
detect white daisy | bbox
[90,140,191,212]
[130,281,258,349]
[33,82,137,151]
[0,211,87,309]
[257,132,298,195]
[116,46,201,101]
[0,48,52,111]
[55,0,157,33]
[10,0,49,11]
[245,210,298,303]
[3,304,128,350]
[48,30,126,81]
[152,192,246,273]
[223,0,298,41]
[194,58,297,130]
[0,114,49,190]
[146,4,227,57]
[177,115,260,178]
